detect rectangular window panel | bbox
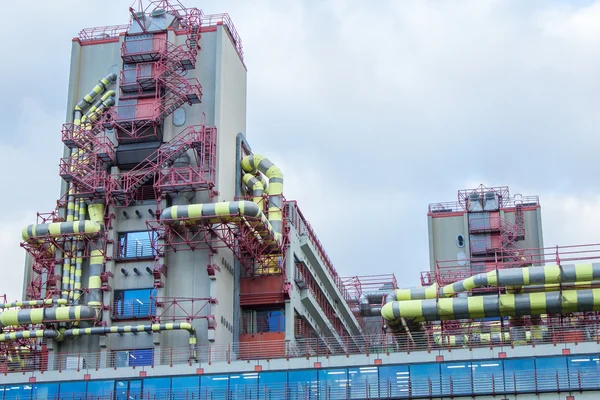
[129,349,153,367]
[172,376,199,399]
[4,384,32,400]
[379,365,409,399]
[114,288,157,319]
[318,369,348,400]
[59,381,87,400]
[87,380,114,399]
[441,362,472,396]
[568,355,600,390]
[143,377,170,398]
[259,371,287,400]
[348,366,379,399]
[504,358,535,393]
[118,231,157,259]
[288,370,318,400]
[410,363,441,397]
[472,360,503,395]
[242,309,285,333]
[200,374,229,400]
[32,383,58,399]
[230,373,259,400]
[536,356,568,392]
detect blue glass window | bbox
[536,356,568,392]
[568,355,600,390]
[230,372,259,400]
[504,358,535,393]
[87,380,114,399]
[379,365,410,398]
[32,383,58,399]
[288,369,317,400]
[114,288,157,318]
[410,363,441,397]
[319,368,348,400]
[471,360,503,395]
[4,384,32,400]
[441,362,472,396]
[172,376,199,399]
[116,380,142,400]
[59,381,86,399]
[348,366,379,399]
[143,377,170,398]
[114,348,153,367]
[259,371,287,399]
[200,374,229,400]
[118,231,157,259]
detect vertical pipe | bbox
[87,201,106,309]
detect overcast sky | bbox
[1,0,599,302]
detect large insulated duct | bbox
[242,173,265,209]
[241,155,283,243]
[160,201,280,248]
[382,288,600,322]
[359,292,387,316]
[87,201,106,309]
[388,264,600,302]
[0,299,67,309]
[21,221,101,241]
[0,306,96,328]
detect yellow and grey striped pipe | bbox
[0,299,67,309]
[242,173,265,209]
[87,201,106,309]
[241,154,283,244]
[74,73,117,124]
[21,221,101,241]
[0,306,96,328]
[160,201,280,249]
[0,330,61,343]
[382,288,600,323]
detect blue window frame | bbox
[114,288,157,319]
[200,374,229,400]
[348,366,379,399]
[536,356,569,392]
[410,363,441,397]
[471,360,503,395]
[87,380,114,398]
[319,368,348,400]
[230,372,259,400]
[288,369,317,400]
[118,231,157,259]
[142,377,170,398]
[259,371,287,399]
[441,362,472,396]
[568,355,600,390]
[379,365,409,398]
[59,381,86,399]
[172,376,199,399]
[32,383,58,399]
[504,358,535,393]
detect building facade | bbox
[0,1,599,399]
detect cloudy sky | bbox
[1,0,599,302]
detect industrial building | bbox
[0,1,599,399]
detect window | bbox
[172,376,199,399]
[230,373,259,400]
[32,383,58,399]
[259,372,287,400]
[410,363,441,397]
[242,309,285,334]
[504,358,535,392]
[441,362,472,396]
[471,360,503,395]
[114,349,153,368]
[114,288,157,319]
[200,374,229,400]
[59,381,86,399]
[115,380,141,400]
[87,380,114,398]
[536,356,568,392]
[569,355,600,390]
[319,369,348,400]
[288,370,317,400]
[379,365,409,398]
[143,377,171,398]
[348,366,379,399]
[118,231,157,260]
[4,384,32,400]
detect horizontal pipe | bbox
[0,306,96,328]
[0,299,67,309]
[382,288,600,322]
[160,201,279,248]
[0,330,60,343]
[22,221,101,241]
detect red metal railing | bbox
[202,13,244,61]
[77,24,129,42]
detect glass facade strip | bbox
[12,353,600,399]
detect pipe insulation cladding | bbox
[0,306,96,328]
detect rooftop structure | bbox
[1,1,600,399]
